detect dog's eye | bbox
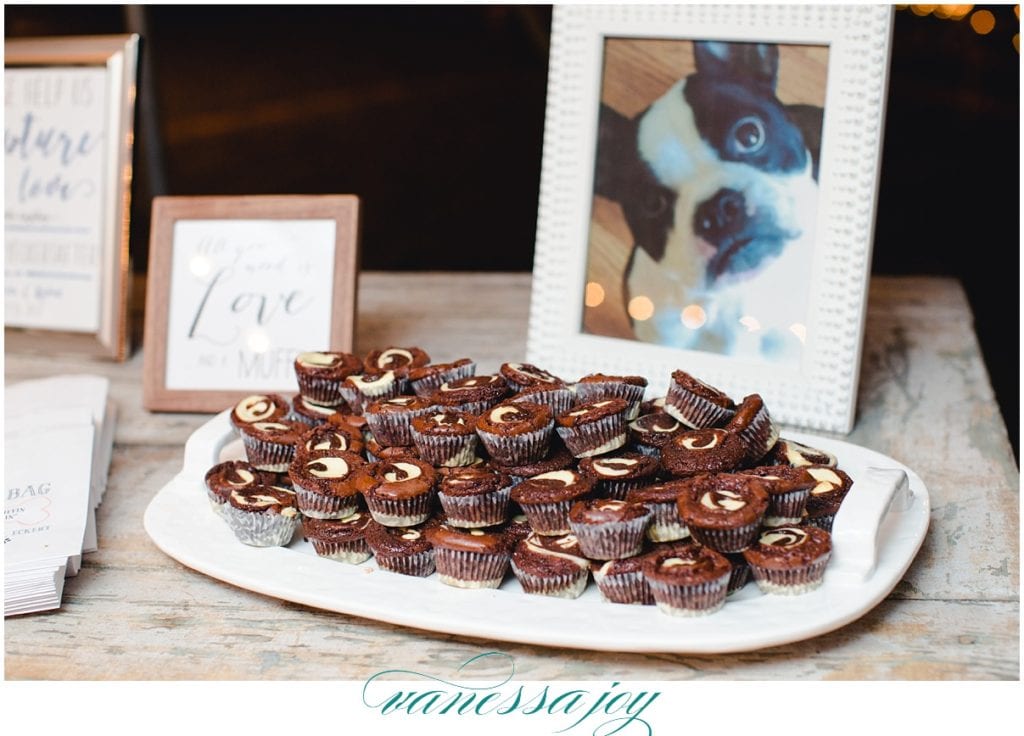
[731,116,765,155]
[641,190,668,217]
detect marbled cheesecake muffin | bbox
[488,443,575,485]
[230,393,290,433]
[577,451,659,500]
[408,358,475,399]
[437,465,514,528]
[676,473,770,553]
[364,395,436,447]
[664,370,736,429]
[289,393,343,427]
[591,554,655,605]
[625,480,693,542]
[555,398,630,458]
[643,543,732,617]
[567,498,652,560]
[430,374,509,415]
[364,520,435,577]
[356,458,437,527]
[339,370,409,415]
[768,438,838,468]
[363,346,431,376]
[661,428,747,478]
[223,485,300,547]
[287,449,366,519]
[741,465,817,527]
[511,469,595,536]
[475,400,553,465]
[509,382,575,417]
[204,460,273,516]
[239,419,305,472]
[743,525,832,595]
[296,422,365,459]
[628,412,684,457]
[499,362,567,390]
[803,465,854,531]
[426,523,512,589]
[724,394,780,464]
[511,532,590,598]
[293,351,363,407]
[573,373,648,420]
[410,409,480,467]
[301,511,373,563]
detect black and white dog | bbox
[595,41,823,361]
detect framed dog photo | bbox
[142,195,361,412]
[4,34,139,360]
[527,5,893,433]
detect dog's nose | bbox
[694,188,747,245]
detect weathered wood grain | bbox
[4,273,1019,681]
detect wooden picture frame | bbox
[4,34,139,360]
[527,5,893,433]
[142,195,361,412]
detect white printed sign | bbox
[4,67,109,332]
[163,219,337,392]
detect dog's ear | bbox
[693,41,779,90]
[594,103,633,202]
[786,103,824,180]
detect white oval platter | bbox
[143,410,930,654]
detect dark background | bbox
[5,5,1019,458]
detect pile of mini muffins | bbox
[204,347,854,618]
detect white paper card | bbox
[163,219,336,392]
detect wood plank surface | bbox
[4,272,1019,681]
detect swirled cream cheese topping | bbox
[340,512,364,524]
[299,397,337,416]
[306,456,350,479]
[567,400,615,417]
[384,462,423,482]
[592,458,639,477]
[235,395,278,423]
[785,440,836,468]
[431,412,464,426]
[227,469,256,486]
[507,363,559,383]
[700,489,747,511]
[376,348,414,368]
[400,530,421,541]
[760,527,808,547]
[489,405,524,423]
[524,534,588,568]
[350,371,396,390]
[308,432,351,452]
[252,422,291,432]
[297,352,339,368]
[661,556,698,568]
[681,434,719,450]
[533,470,576,485]
[807,467,842,494]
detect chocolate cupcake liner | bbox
[763,488,812,528]
[477,421,553,465]
[410,362,477,399]
[687,520,762,554]
[664,388,736,429]
[411,431,479,467]
[434,547,511,589]
[749,552,831,595]
[510,561,589,599]
[519,499,575,536]
[365,492,436,527]
[725,554,751,594]
[643,502,691,542]
[569,514,651,560]
[241,436,296,473]
[804,513,836,533]
[593,567,655,605]
[365,406,436,447]
[511,387,574,417]
[597,477,653,502]
[375,549,435,577]
[647,574,730,617]
[295,376,348,407]
[438,485,512,528]
[223,507,299,547]
[293,485,360,520]
[207,494,228,518]
[557,414,628,458]
[308,537,372,564]
[735,407,780,463]
[573,382,646,420]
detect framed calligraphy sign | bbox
[5,34,139,360]
[142,195,360,412]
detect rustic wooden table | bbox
[4,273,1019,680]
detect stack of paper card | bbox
[4,375,116,616]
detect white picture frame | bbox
[526,5,893,433]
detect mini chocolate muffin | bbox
[499,362,567,390]
[223,485,300,547]
[437,465,514,528]
[357,458,437,527]
[430,374,510,415]
[676,473,770,553]
[204,460,274,516]
[742,465,817,527]
[426,523,512,589]
[339,371,409,415]
[664,370,736,428]
[628,412,684,456]
[488,443,575,485]
[568,498,652,560]
[640,396,668,415]
[475,400,553,465]
[287,449,366,519]
[293,351,363,407]
[511,532,590,598]
[297,422,365,458]
[643,543,732,617]
[625,480,693,542]
[408,358,476,398]
[239,419,305,472]
[365,436,420,463]
[555,398,630,458]
[661,428,747,478]
[364,395,436,447]
[743,525,832,595]
[509,382,576,418]
[768,438,838,468]
[363,346,431,376]
[511,469,595,536]
[289,393,343,427]
[724,394,780,464]
[578,451,660,500]
[573,374,648,420]
[410,409,480,467]
[803,466,854,531]
[230,394,290,433]
[301,511,373,563]
[591,555,655,605]
[364,520,435,577]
